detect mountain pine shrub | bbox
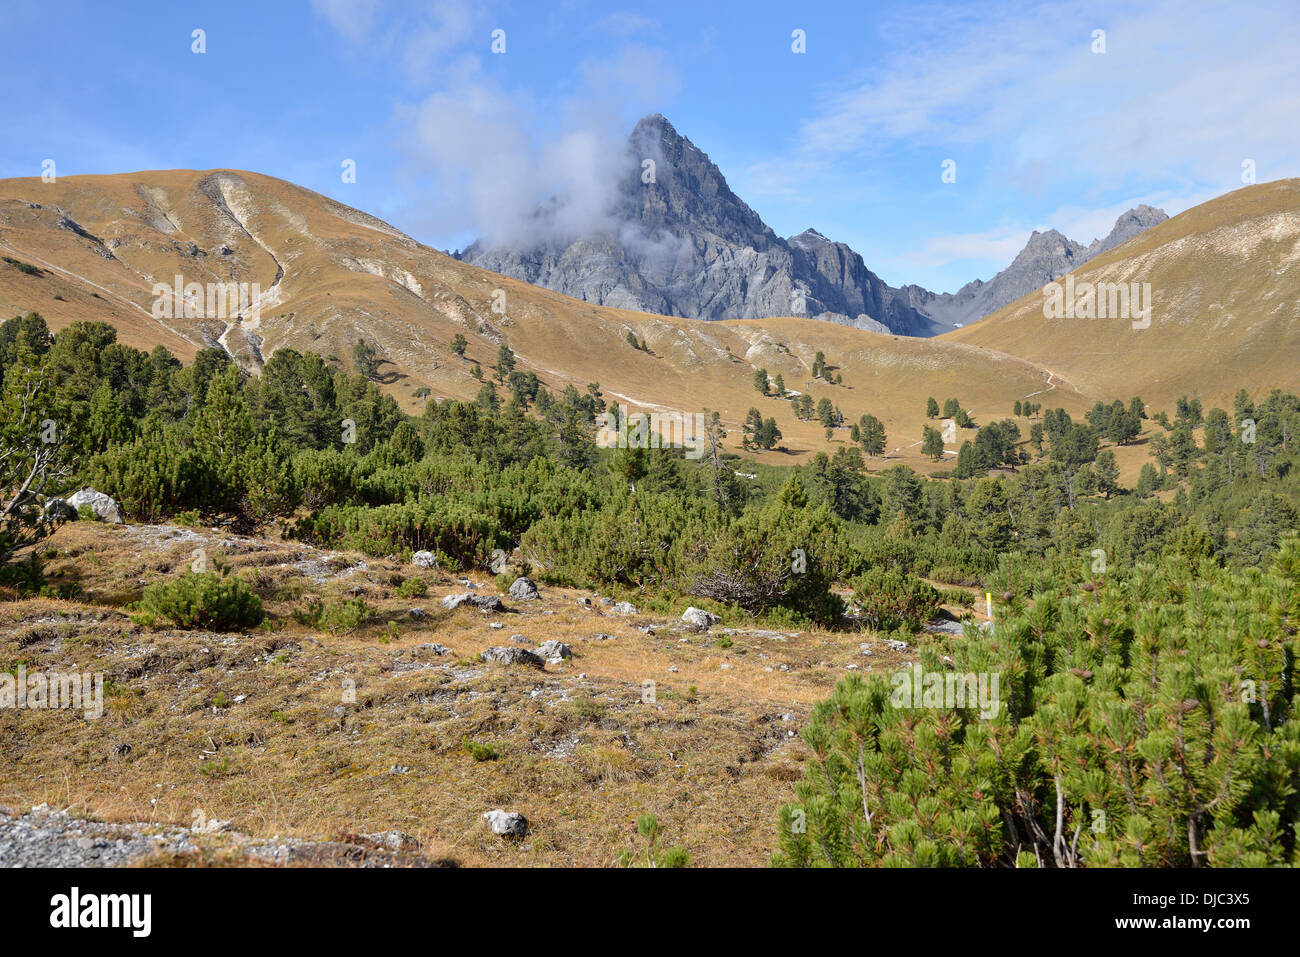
[774,542,1300,867]
[138,571,264,631]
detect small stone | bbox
[536,640,572,661]
[412,550,438,568]
[682,607,721,630]
[612,601,637,615]
[483,809,528,838]
[508,577,539,601]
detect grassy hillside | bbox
[0,170,1090,474]
[943,179,1300,411]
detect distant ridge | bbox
[459,114,1167,336]
[901,205,1170,328]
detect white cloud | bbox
[310,0,383,43]
[885,226,1036,273]
[393,43,679,245]
[759,0,1300,196]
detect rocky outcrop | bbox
[441,593,505,612]
[535,640,572,661]
[480,646,545,669]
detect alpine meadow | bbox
[1,1,1299,911]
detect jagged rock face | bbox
[460,115,941,336]
[900,206,1170,329]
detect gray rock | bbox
[899,205,1169,329]
[482,809,527,838]
[362,830,420,852]
[441,593,505,612]
[612,601,637,615]
[536,640,572,661]
[411,550,438,569]
[886,639,910,652]
[682,607,721,629]
[459,116,940,336]
[413,643,449,656]
[481,646,545,669]
[66,488,124,524]
[575,597,593,607]
[508,577,539,600]
[43,498,78,522]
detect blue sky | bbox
[2,0,1297,292]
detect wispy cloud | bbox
[312,0,682,245]
[750,0,1300,199]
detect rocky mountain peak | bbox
[459,114,1167,337]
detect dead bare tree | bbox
[0,351,73,567]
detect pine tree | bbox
[494,344,515,383]
[926,397,940,418]
[816,397,834,428]
[921,425,945,460]
[352,338,379,379]
[1093,449,1120,498]
[759,417,782,450]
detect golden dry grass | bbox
[0,520,935,867]
[1,169,1098,476]
[943,179,1300,413]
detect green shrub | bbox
[775,545,1300,868]
[138,572,264,631]
[617,814,690,868]
[849,567,940,632]
[395,577,428,599]
[292,597,373,633]
[462,738,499,762]
[684,478,844,625]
